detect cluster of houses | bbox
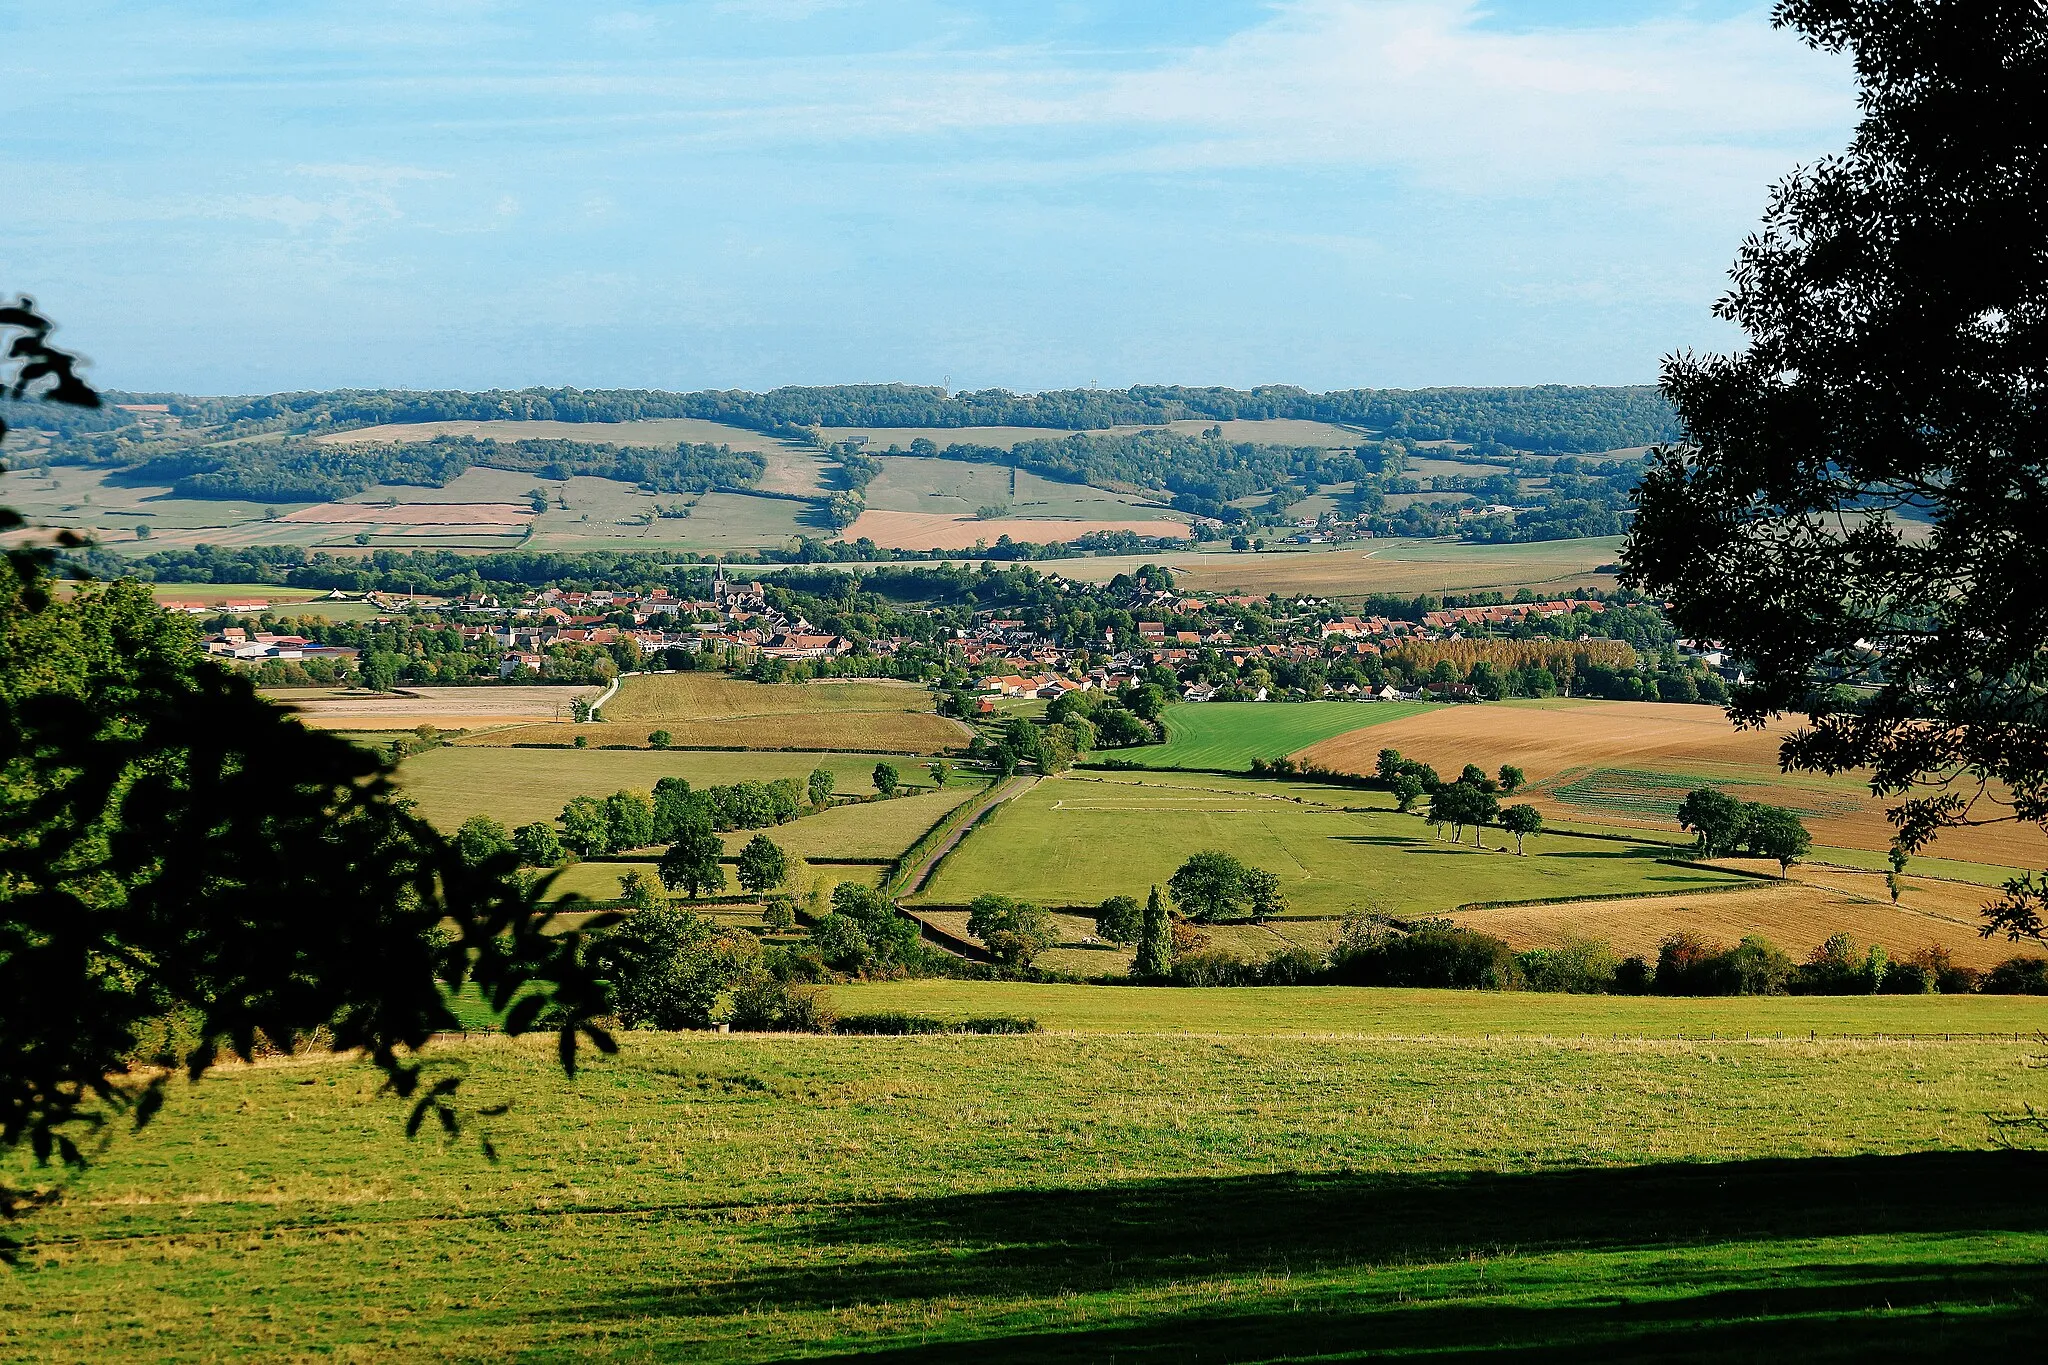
[456,575,860,676]
[202,627,359,665]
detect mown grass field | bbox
[396,747,910,831]
[1123,699,1427,770]
[6,1001,2044,1361]
[917,770,1745,916]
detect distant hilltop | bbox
[5,382,1680,456]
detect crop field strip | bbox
[7,1016,2044,1359]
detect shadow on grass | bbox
[536,1151,2048,1359]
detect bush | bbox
[1878,961,1936,994]
[1982,956,2048,994]
[1169,945,1329,987]
[1793,932,1885,994]
[834,1013,1039,1035]
[1333,919,1521,990]
[1612,955,1654,995]
[1516,936,1619,993]
[1653,931,1731,995]
[1723,935,1796,996]
[1906,944,1979,994]
[726,974,836,1032]
[598,902,760,1030]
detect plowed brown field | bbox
[1297,699,2048,867]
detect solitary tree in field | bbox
[807,768,834,807]
[1132,886,1172,978]
[647,729,672,750]
[1745,806,1812,878]
[658,815,727,899]
[1677,787,1749,858]
[1498,765,1525,795]
[872,762,900,797]
[1094,894,1143,946]
[1167,851,1286,923]
[1620,1,2048,942]
[1499,804,1544,855]
[734,835,788,896]
[965,895,1058,967]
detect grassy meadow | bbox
[1122,699,1427,770]
[917,770,1745,915]
[6,1002,2044,1360]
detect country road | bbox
[897,774,1038,897]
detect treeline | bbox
[71,382,1677,454]
[54,432,766,502]
[1158,918,2044,996]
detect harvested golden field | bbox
[462,712,965,753]
[601,673,935,723]
[1297,698,2048,867]
[268,685,597,729]
[844,508,1190,550]
[1450,879,2020,970]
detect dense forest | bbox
[10,382,1679,454]
[43,432,766,503]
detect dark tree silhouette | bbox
[0,301,614,1239]
[1621,4,2048,941]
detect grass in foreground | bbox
[5,1009,2043,1360]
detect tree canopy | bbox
[1621,3,2048,940]
[0,302,612,1226]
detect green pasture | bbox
[832,979,2048,1037]
[1120,699,1428,771]
[919,771,1742,916]
[7,1020,2043,1359]
[395,747,907,831]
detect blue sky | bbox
[1,1,1855,395]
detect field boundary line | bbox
[891,775,1037,899]
[583,669,631,720]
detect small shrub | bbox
[836,1012,947,1035]
[1516,936,1619,993]
[727,974,836,1032]
[834,1013,1038,1035]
